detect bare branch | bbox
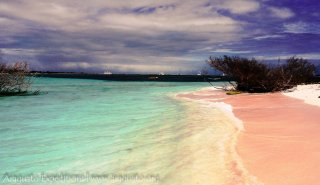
[208,56,316,93]
[0,61,35,96]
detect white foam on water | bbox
[175,94,264,185]
[207,101,244,131]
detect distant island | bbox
[33,72,233,82]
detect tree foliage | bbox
[208,56,316,92]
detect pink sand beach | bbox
[178,87,320,185]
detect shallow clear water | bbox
[0,78,252,185]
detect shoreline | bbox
[176,90,263,185]
[282,84,320,107]
[177,85,320,185]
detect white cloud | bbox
[255,53,320,60]
[284,22,320,34]
[212,48,253,54]
[269,7,295,19]
[0,0,252,34]
[3,0,302,73]
[218,0,260,14]
[1,48,44,56]
[191,47,253,54]
[254,34,284,40]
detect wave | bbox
[174,91,263,185]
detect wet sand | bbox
[178,88,320,185]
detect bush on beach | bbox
[208,56,316,93]
[0,61,38,96]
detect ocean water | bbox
[0,78,248,185]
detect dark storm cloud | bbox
[0,0,319,73]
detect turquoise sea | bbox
[0,78,247,185]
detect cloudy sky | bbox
[0,0,319,74]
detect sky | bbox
[0,0,320,74]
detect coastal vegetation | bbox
[208,56,316,93]
[0,61,38,96]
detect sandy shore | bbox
[283,84,320,107]
[178,85,320,185]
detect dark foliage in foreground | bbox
[208,56,316,92]
[0,62,39,96]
